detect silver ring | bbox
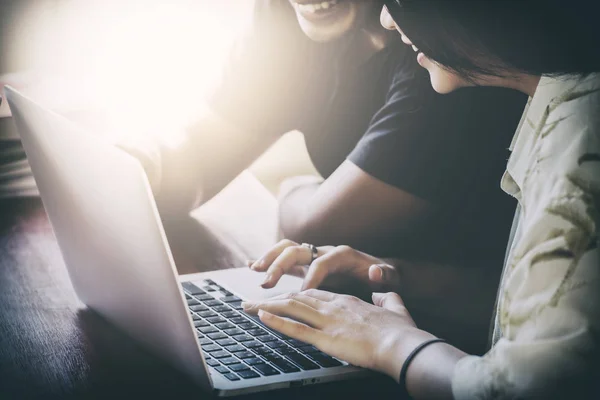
[301,243,318,265]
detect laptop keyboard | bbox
[182,280,343,382]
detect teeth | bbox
[297,0,338,14]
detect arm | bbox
[278,160,436,256]
[154,109,280,217]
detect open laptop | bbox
[4,86,369,396]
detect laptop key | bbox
[223,328,244,336]
[213,305,230,313]
[276,347,297,355]
[187,299,200,306]
[307,353,343,368]
[221,295,241,303]
[256,335,277,343]
[194,320,209,327]
[190,305,208,312]
[195,294,215,302]
[286,339,308,347]
[199,338,213,345]
[286,353,320,370]
[220,357,240,366]
[185,293,192,300]
[206,316,226,324]
[182,282,205,295]
[216,338,237,347]
[196,332,204,339]
[238,322,255,330]
[202,344,222,352]
[199,326,218,334]
[264,355,300,373]
[198,310,217,319]
[215,366,230,374]
[206,359,220,367]
[235,335,254,343]
[253,347,273,356]
[224,344,245,353]
[238,370,260,379]
[211,351,230,359]
[191,313,201,321]
[235,351,255,359]
[254,363,280,376]
[247,328,267,337]
[204,300,223,307]
[204,279,217,286]
[229,302,244,310]
[221,311,238,318]
[228,363,250,372]
[223,373,240,381]
[266,341,287,349]
[297,345,320,354]
[244,341,264,349]
[207,332,228,341]
[230,317,247,324]
[245,357,264,366]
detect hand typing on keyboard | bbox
[248,240,401,293]
[242,289,437,383]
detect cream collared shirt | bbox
[452,74,600,399]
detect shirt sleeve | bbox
[208,0,315,136]
[452,83,600,399]
[348,59,527,205]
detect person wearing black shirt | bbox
[128,0,526,351]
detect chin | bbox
[291,0,367,43]
[427,68,465,94]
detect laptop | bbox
[4,86,369,396]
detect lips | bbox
[293,0,340,15]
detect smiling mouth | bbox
[293,0,340,15]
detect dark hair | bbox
[384,0,600,80]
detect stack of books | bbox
[0,94,38,197]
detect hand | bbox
[249,240,401,293]
[242,289,435,380]
[116,134,162,195]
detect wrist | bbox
[378,327,437,382]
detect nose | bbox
[380,6,397,31]
[380,6,414,46]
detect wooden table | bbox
[0,194,404,400]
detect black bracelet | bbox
[399,338,447,396]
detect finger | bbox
[301,246,357,290]
[252,291,328,310]
[257,309,327,348]
[242,299,326,329]
[368,264,401,290]
[372,292,406,314]
[250,239,298,272]
[261,245,313,288]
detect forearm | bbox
[278,178,322,242]
[157,110,277,217]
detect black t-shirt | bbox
[210,0,528,265]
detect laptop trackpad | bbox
[183,268,302,301]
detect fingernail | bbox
[251,259,264,270]
[258,309,270,319]
[261,274,272,287]
[247,260,254,268]
[241,301,252,310]
[377,265,386,281]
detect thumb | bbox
[372,292,406,314]
[368,264,401,289]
